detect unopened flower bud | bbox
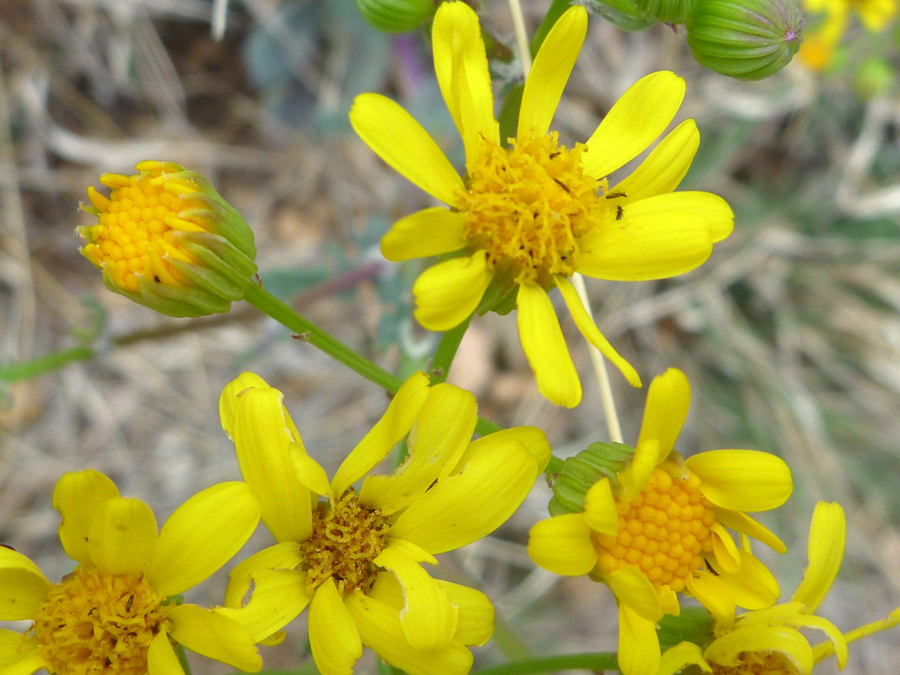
[686,0,804,80]
[548,442,636,516]
[581,0,656,31]
[355,0,436,33]
[78,161,257,318]
[635,0,693,24]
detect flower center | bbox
[461,131,610,286]
[79,166,202,294]
[298,489,391,595]
[593,466,716,593]
[710,651,801,675]
[28,567,170,675]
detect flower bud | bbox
[548,442,635,516]
[581,0,655,32]
[78,161,257,318]
[355,0,435,33]
[686,0,804,80]
[634,0,693,24]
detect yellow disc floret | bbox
[461,131,610,286]
[710,651,801,675]
[79,164,205,294]
[298,489,391,596]
[594,467,716,593]
[28,566,170,675]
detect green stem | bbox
[243,282,501,436]
[473,652,618,675]
[429,314,473,384]
[0,346,95,383]
[529,0,572,56]
[175,644,193,675]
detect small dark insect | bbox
[553,178,570,193]
[153,275,161,283]
[616,206,624,221]
[549,151,561,159]
[126,594,134,611]
[605,191,626,199]
[704,559,719,576]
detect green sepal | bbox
[657,607,716,650]
[581,0,655,32]
[476,269,518,316]
[355,0,435,33]
[635,0,693,23]
[548,442,636,515]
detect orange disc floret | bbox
[594,467,716,593]
[80,167,204,294]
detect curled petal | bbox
[687,450,792,512]
[413,252,492,332]
[168,604,261,672]
[53,469,120,568]
[527,514,597,575]
[791,501,845,614]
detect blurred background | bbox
[2,0,900,672]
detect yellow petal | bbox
[432,1,498,168]
[290,448,333,497]
[53,469,121,568]
[232,387,313,543]
[517,6,587,139]
[0,548,50,620]
[219,372,270,440]
[331,371,431,496]
[88,497,158,576]
[686,450,792,512]
[375,545,458,650]
[517,283,582,408]
[360,383,476,515]
[148,630,185,675]
[607,566,664,622]
[704,625,813,675]
[412,252,492,332]
[527,513,597,575]
[635,367,690,482]
[309,579,362,675]
[388,439,537,553]
[657,642,711,675]
[714,550,781,611]
[556,276,641,387]
[0,651,45,675]
[345,592,474,675]
[220,567,310,643]
[0,629,27,663]
[168,604,261,672]
[644,192,734,243]
[582,72,685,179]
[611,120,699,202]
[434,580,494,647]
[710,523,741,575]
[452,425,551,474]
[686,571,736,627]
[577,201,712,281]
[349,93,464,207]
[147,482,260,598]
[381,208,467,262]
[790,614,848,669]
[583,477,618,536]
[618,603,662,675]
[791,501,845,613]
[223,542,305,609]
[713,509,786,554]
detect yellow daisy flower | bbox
[0,469,262,675]
[216,371,551,675]
[798,0,897,69]
[527,368,793,675]
[657,501,900,675]
[349,2,734,408]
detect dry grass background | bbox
[2,0,900,672]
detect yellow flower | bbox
[216,371,551,675]
[349,2,733,408]
[78,161,258,318]
[657,501,900,675]
[798,0,897,69]
[0,469,262,675]
[527,368,793,675]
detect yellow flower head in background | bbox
[658,501,900,675]
[350,2,733,408]
[78,161,258,318]
[798,0,897,69]
[0,469,262,675]
[217,371,550,675]
[528,368,793,675]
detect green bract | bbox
[355,0,435,33]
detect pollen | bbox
[78,168,203,294]
[28,566,170,675]
[710,651,801,675]
[461,131,611,286]
[593,467,716,593]
[298,489,391,596]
